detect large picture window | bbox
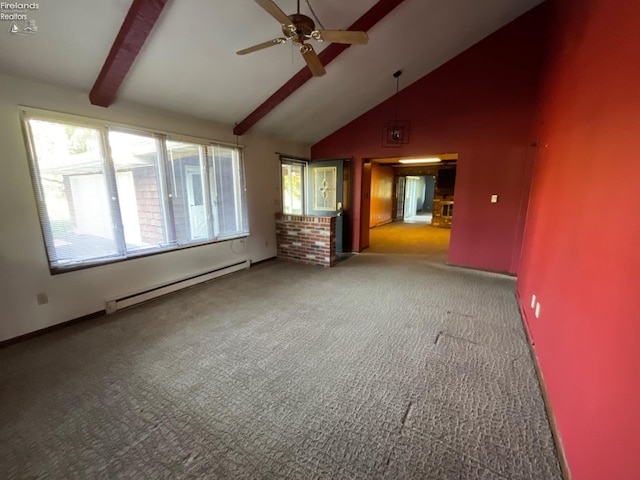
[23,113,249,273]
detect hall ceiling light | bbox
[398,158,441,164]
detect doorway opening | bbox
[279,156,351,254]
[364,154,457,258]
[401,175,435,224]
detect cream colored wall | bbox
[0,73,309,342]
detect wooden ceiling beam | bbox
[233,0,406,136]
[90,0,169,107]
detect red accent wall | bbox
[311,5,549,273]
[518,0,640,478]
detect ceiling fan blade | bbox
[313,30,369,45]
[255,0,292,26]
[299,44,326,77]
[236,38,287,55]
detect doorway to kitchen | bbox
[365,154,457,258]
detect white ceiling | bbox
[0,0,543,144]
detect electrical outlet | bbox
[530,294,536,309]
[491,194,499,203]
[535,302,541,319]
[36,293,48,305]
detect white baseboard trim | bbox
[105,260,250,314]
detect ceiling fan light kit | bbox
[237,0,369,77]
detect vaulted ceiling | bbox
[0,0,543,144]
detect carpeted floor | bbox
[0,223,562,479]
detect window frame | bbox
[21,108,249,274]
[280,157,307,215]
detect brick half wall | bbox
[275,214,337,267]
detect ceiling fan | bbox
[237,0,369,77]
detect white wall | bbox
[0,73,309,342]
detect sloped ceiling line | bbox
[233,0,407,137]
[90,0,169,107]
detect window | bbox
[166,139,209,244]
[109,130,170,253]
[24,113,249,273]
[281,159,305,214]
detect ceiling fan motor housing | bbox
[283,13,316,42]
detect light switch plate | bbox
[491,194,498,203]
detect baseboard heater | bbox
[105,260,250,314]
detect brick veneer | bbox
[275,214,337,267]
[133,167,164,244]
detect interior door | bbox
[307,159,345,252]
